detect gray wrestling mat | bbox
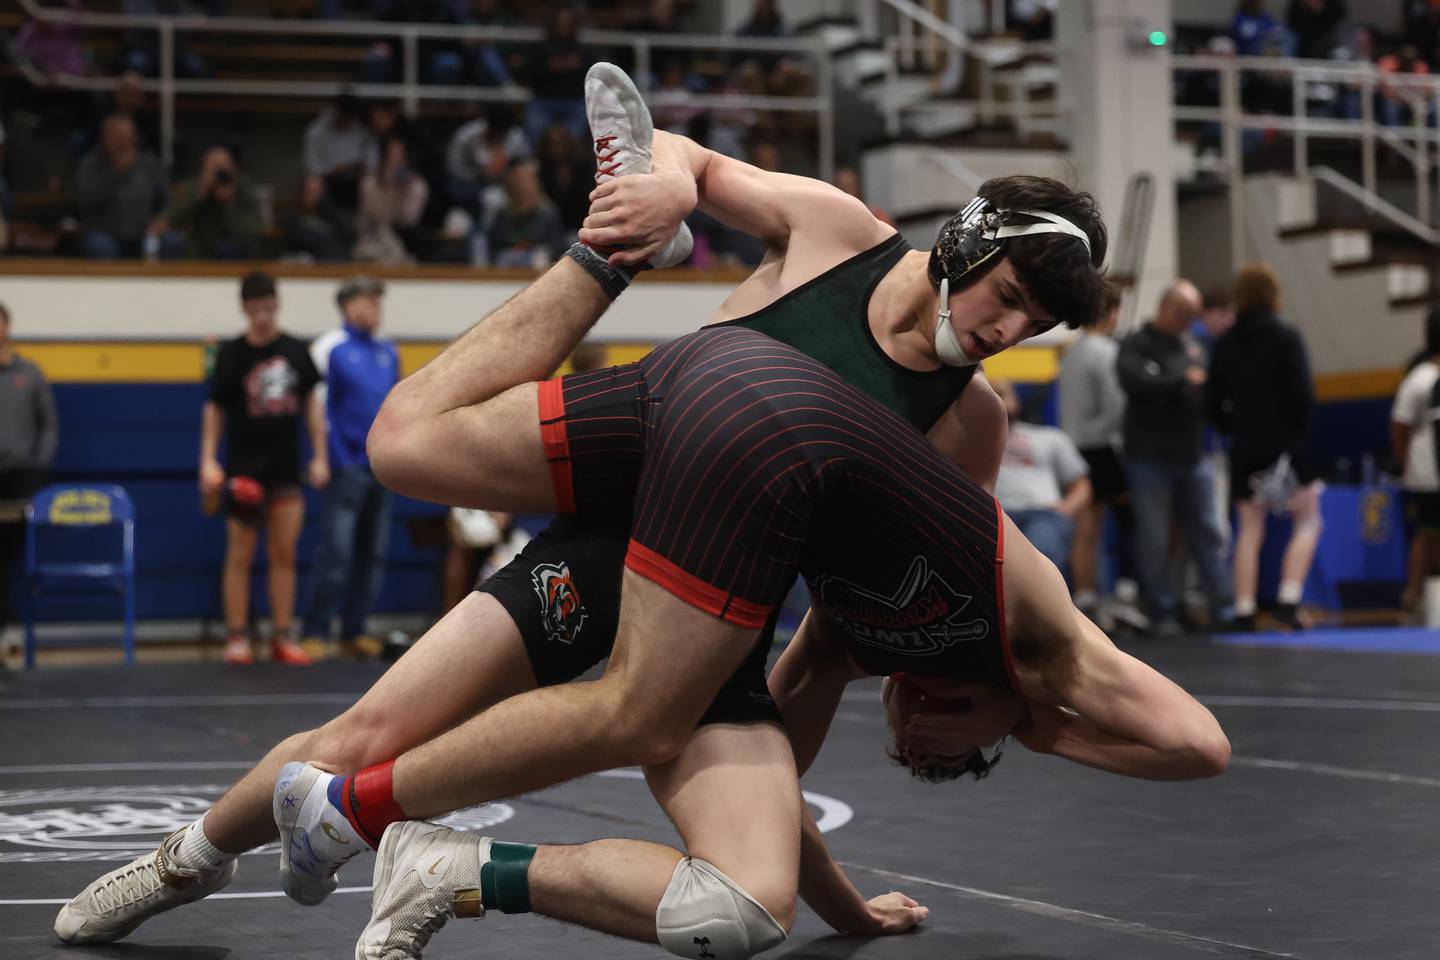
[2,636,1438,959]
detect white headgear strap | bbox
[932,208,1091,368]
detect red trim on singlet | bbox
[624,540,773,629]
[994,501,1022,694]
[537,378,576,514]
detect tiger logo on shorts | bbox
[530,561,587,645]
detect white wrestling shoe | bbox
[53,828,236,944]
[585,61,692,269]
[275,760,368,906]
[356,822,488,960]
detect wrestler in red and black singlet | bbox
[477,236,1012,724]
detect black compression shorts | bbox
[476,515,782,727]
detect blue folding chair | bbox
[24,484,136,668]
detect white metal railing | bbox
[13,0,836,178]
[1172,52,1440,265]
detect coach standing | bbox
[300,276,400,658]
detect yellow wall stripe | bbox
[22,343,205,383]
[18,341,1410,402]
[1313,368,1406,402]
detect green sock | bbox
[480,841,536,914]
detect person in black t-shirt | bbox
[201,271,328,666]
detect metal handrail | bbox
[14,0,836,178]
[1172,51,1440,268]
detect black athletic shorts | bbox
[538,326,1016,690]
[1079,446,1127,504]
[476,514,782,727]
[1406,491,1440,531]
[1229,451,1318,505]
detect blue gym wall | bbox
[34,383,447,623]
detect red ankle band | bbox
[349,761,406,847]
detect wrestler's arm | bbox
[768,610,926,935]
[1005,515,1230,780]
[925,373,1008,493]
[581,131,891,264]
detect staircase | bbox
[1181,173,1432,378]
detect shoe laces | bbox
[407,907,452,952]
[90,859,162,915]
[593,134,619,180]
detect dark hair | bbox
[1202,285,1232,311]
[0,302,9,326]
[886,739,968,783]
[1099,281,1122,317]
[1427,308,1440,356]
[240,271,277,302]
[977,175,1108,331]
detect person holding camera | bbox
[170,146,266,261]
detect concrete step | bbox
[1277,225,1374,266]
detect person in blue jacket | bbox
[301,275,400,657]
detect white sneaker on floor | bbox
[585,61,692,270]
[356,821,487,960]
[274,760,368,906]
[53,828,236,943]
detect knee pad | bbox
[655,857,787,960]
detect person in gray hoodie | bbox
[0,302,58,633]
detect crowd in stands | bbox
[1,0,826,266]
[1178,1,1440,135]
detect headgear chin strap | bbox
[933,277,976,367]
[930,196,1093,368]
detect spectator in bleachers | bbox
[523,6,589,145]
[83,71,160,157]
[15,5,90,81]
[633,0,681,36]
[536,124,592,237]
[701,64,763,161]
[737,0,787,43]
[304,94,376,213]
[0,123,10,254]
[120,0,211,79]
[832,166,896,228]
[993,378,1092,572]
[1231,0,1285,57]
[76,113,171,260]
[0,302,58,641]
[1403,0,1440,68]
[1392,309,1440,617]
[169,146,265,261]
[1287,0,1347,60]
[652,58,704,134]
[1059,284,1133,625]
[1377,44,1431,125]
[435,0,517,88]
[354,136,429,265]
[1118,279,1235,636]
[300,276,399,660]
[1010,0,1056,42]
[485,158,564,267]
[750,139,781,172]
[201,272,325,666]
[445,108,530,218]
[284,175,355,263]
